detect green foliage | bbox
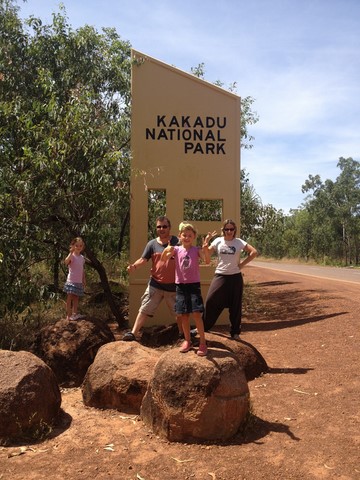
[240,169,263,239]
[240,158,360,266]
[147,189,166,239]
[253,204,287,258]
[184,199,222,222]
[0,0,132,327]
[300,157,360,264]
[240,169,288,259]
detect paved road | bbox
[252,260,360,285]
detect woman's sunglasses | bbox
[224,228,235,232]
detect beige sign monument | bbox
[129,49,241,325]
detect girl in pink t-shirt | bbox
[63,237,86,320]
[161,223,212,356]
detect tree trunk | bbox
[52,243,61,291]
[117,208,130,257]
[85,247,127,328]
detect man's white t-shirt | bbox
[211,237,247,275]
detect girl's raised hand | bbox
[164,244,174,256]
[204,230,217,246]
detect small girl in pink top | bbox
[63,237,86,320]
[161,223,212,356]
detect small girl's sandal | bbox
[179,340,192,353]
[197,344,208,356]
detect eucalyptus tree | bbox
[251,204,287,258]
[282,209,312,260]
[240,169,262,240]
[1,0,132,325]
[301,157,360,264]
[332,157,360,264]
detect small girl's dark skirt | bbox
[63,282,84,297]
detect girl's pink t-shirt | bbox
[67,253,85,283]
[173,246,200,284]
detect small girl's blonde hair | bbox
[70,237,85,249]
[178,222,197,236]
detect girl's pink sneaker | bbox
[197,344,208,356]
[179,340,192,353]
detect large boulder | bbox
[0,350,61,443]
[31,317,115,387]
[205,332,268,380]
[82,341,160,413]
[141,347,250,442]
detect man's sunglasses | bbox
[156,225,169,229]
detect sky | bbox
[17,0,360,213]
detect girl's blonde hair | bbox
[178,222,197,236]
[70,237,85,250]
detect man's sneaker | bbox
[123,332,136,342]
[197,344,208,356]
[179,340,192,353]
[231,334,240,340]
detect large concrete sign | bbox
[129,49,241,325]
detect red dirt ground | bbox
[1,264,359,480]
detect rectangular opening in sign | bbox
[148,189,166,240]
[183,199,223,222]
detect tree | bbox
[251,204,286,258]
[1,0,132,326]
[301,158,360,264]
[331,158,360,264]
[240,169,262,239]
